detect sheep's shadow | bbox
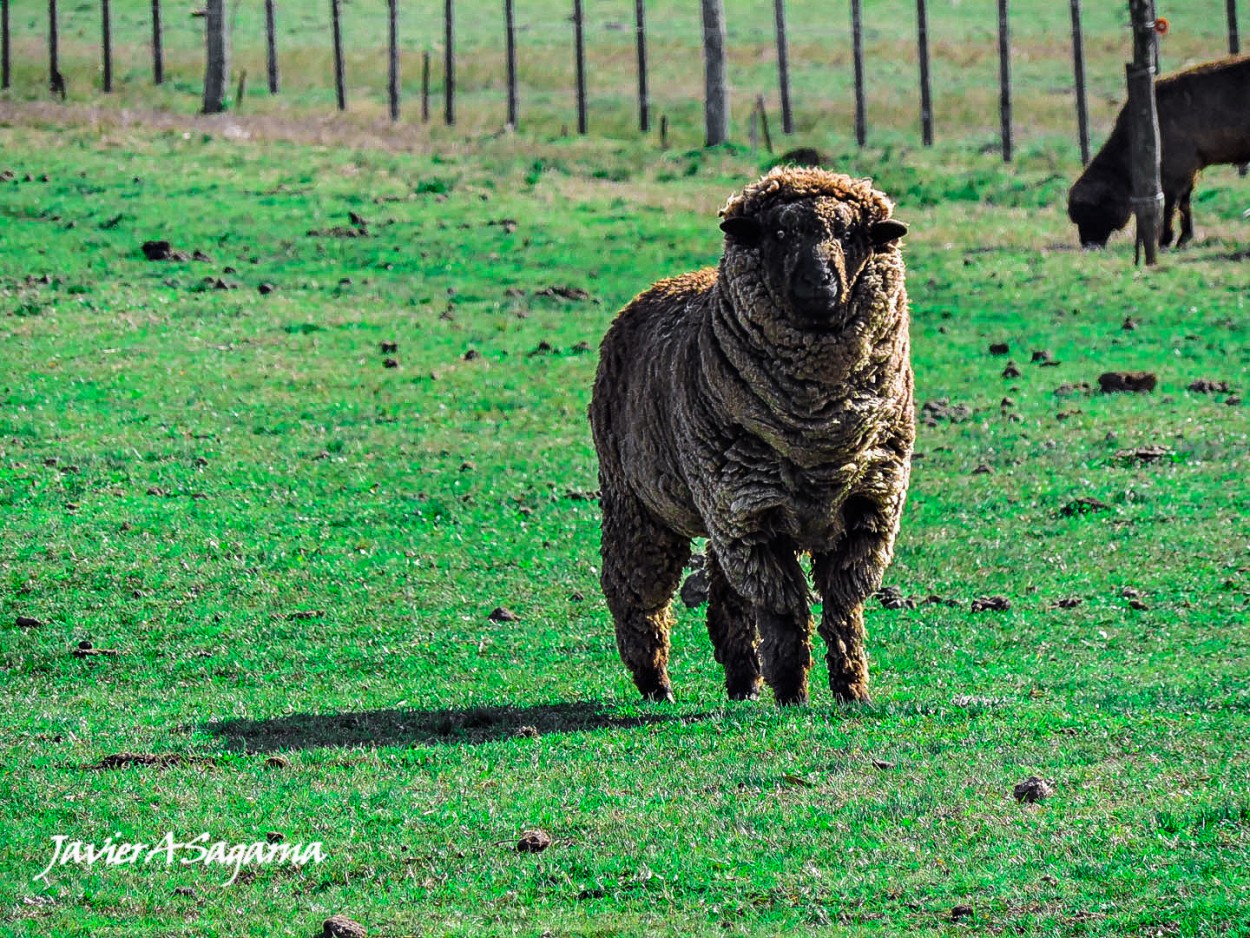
[209,701,693,752]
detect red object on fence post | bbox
[504,0,518,128]
[1126,0,1163,266]
[916,0,933,145]
[774,0,793,135]
[444,0,455,125]
[997,0,1012,161]
[387,0,399,121]
[265,0,279,93]
[330,0,346,111]
[151,0,164,85]
[102,0,113,92]
[573,0,587,134]
[851,0,866,146]
[634,0,649,133]
[1070,0,1090,164]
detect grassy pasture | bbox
[2,6,1250,934]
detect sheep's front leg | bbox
[705,549,762,700]
[1161,191,1176,247]
[812,495,901,704]
[599,490,691,702]
[716,540,812,706]
[1176,185,1195,248]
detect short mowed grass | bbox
[1,114,1249,937]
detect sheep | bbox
[1068,53,1250,248]
[589,167,913,706]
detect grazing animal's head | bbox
[719,168,907,332]
[1067,174,1132,248]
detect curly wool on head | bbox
[719,165,895,225]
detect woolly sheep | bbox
[589,167,914,705]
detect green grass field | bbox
[2,3,1250,933]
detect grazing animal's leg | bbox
[1176,185,1195,248]
[812,493,902,704]
[1161,191,1176,248]
[599,490,691,702]
[716,540,812,705]
[705,550,762,700]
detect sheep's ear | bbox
[870,219,908,246]
[720,216,763,247]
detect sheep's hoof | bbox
[728,689,760,701]
[773,690,810,707]
[638,682,675,703]
[830,683,872,705]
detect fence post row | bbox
[916,0,933,145]
[1070,0,1090,164]
[997,0,1012,161]
[265,0,278,93]
[444,0,455,125]
[634,0,649,133]
[330,0,345,110]
[387,0,399,120]
[573,0,587,134]
[774,0,793,135]
[504,0,517,128]
[151,0,163,84]
[701,0,728,146]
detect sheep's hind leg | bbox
[599,491,690,702]
[705,550,762,700]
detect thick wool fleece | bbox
[590,167,915,705]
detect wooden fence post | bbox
[701,0,728,146]
[1229,0,1240,53]
[634,0,649,133]
[102,0,113,92]
[756,94,773,154]
[774,0,792,134]
[151,0,164,85]
[1070,0,1090,164]
[1,0,9,91]
[422,49,430,122]
[997,0,1012,161]
[387,0,399,121]
[1126,0,1162,265]
[202,0,227,112]
[265,0,278,93]
[49,0,64,98]
[916,0,933,145]
[504,0,517,128]
[444,0,455,125]
[330,0,345,110]
[851,0,866,146]
[573,0,587,134]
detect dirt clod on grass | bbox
[1054,597,1084,609]
[1117,445,1171,463]
[516,829,552,853]
[323,914,367,938]
[141,240,191,261]
[380,341,398,354]
[1013,776,1055,803]
[920,398,971,426]
[264,755,290,769]
[876,585,919,610]
[383,358,399,369]
[515,725,540,739]
[72,646,120,658]
[173,886,197,897]
[1188,379,1231,394]
[257,282,276,295]
[1002,361,1022,378]
[988,342,1010,355]
[16,615,44,628]
[951,904,975,922]
[971,595,1011,612]
[1059,496,1109,516]
[1099,371,1157,393]
[90,752,202,770]
[488,606,520,622]
[535,285,591,301]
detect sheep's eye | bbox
[774,229,786,242]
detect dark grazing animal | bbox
[1068,54,1250,248]
[589,168,914,706]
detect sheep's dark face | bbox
[721,197,906,330]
